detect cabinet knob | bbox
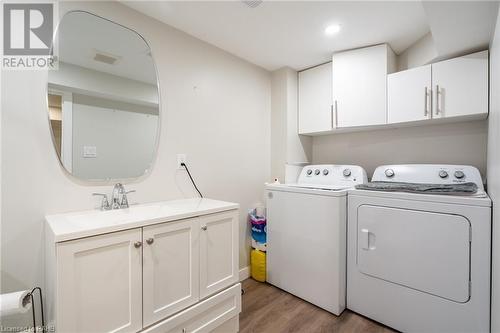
[146,238,154,245]
[201,226,207,231]
[134,241,142,248]
[182,329,187,333]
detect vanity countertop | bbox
[46,198,239,243]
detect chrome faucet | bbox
[93,183,136,210]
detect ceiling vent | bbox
[242,0,263,8]
[93,51,120,65]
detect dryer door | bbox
[357,205,470,303]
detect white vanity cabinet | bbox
[298,62,333,134]
[56,228,143,333]
[45,199,240,333]
[332,44,396,128]
[388,50,488,123]
[142,219,200,326]
[199,211,239,299]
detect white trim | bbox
[239,266,250,281]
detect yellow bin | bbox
[251,249,266,282]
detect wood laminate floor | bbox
[239,279,396,333]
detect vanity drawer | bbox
[143,283,241,333]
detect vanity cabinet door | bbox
[199,211,239,299]
[56,228,143,333]
[142,219,200,326]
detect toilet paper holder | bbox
[26,287,45,332]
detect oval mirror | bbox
[47,11,160,182]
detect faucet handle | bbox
[120,190,136,208]
[92,193,111,210]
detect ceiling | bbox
[123,1,431,71]
[55,11,157,84]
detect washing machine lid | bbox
[266,183,348,197]
[266,164,368,196]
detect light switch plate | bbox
[177,154,186,169]
[83,146,97,158]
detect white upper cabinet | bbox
[142,219,200,326]
[332,44,396,128]
[432,50,488,119]
[298,62,333,134]
[199,211,239,299]
[388,65,432,123]
[56,229,143,333]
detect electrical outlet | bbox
[177,154,187,169]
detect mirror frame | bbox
[46,10,162,185]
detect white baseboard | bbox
[239,266,250,281]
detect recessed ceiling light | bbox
[324,24,341,36]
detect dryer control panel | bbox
[372,164,484,191]
[298,165,368,189]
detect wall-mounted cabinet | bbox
[332,44,396,128]
[298,62,333,134]
[298,47,488,136]
[388,50,488,124]
[431,50,488,119]
[388,65,432,123]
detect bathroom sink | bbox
[45,198,239,242]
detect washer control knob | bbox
[314,169,321,175]
[385,169,395,178]
[343,169,351,177]
[306,169,312,176]
[439,170,449,179]
[323,169,329,176]
[454,170,465,179]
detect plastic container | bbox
[251,249,266,282]
[249,210,266,245]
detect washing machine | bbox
[347,164,491,332]
[266,164,367,315]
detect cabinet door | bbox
[56,229,143,333]
[432,50,488,119]
[388,65,432,123]
[333,44,390,128]
[199,211,239,299]
[298,62,333,134]
[143,219,200,326]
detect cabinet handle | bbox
[201,226,207,231]
[182,329,187,333]
[334,100,338,128]
[424,87,429,117]
[146,238,154,245]
[134,241,142,248]
[330,104,334,129]
[435,85,441,115]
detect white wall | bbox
[313,121,488,178]
[0,1,270,326]
[397,32,438,71]
[270,67,311,183]
[489,6,500,332]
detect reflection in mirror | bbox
[48,11,159,181]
